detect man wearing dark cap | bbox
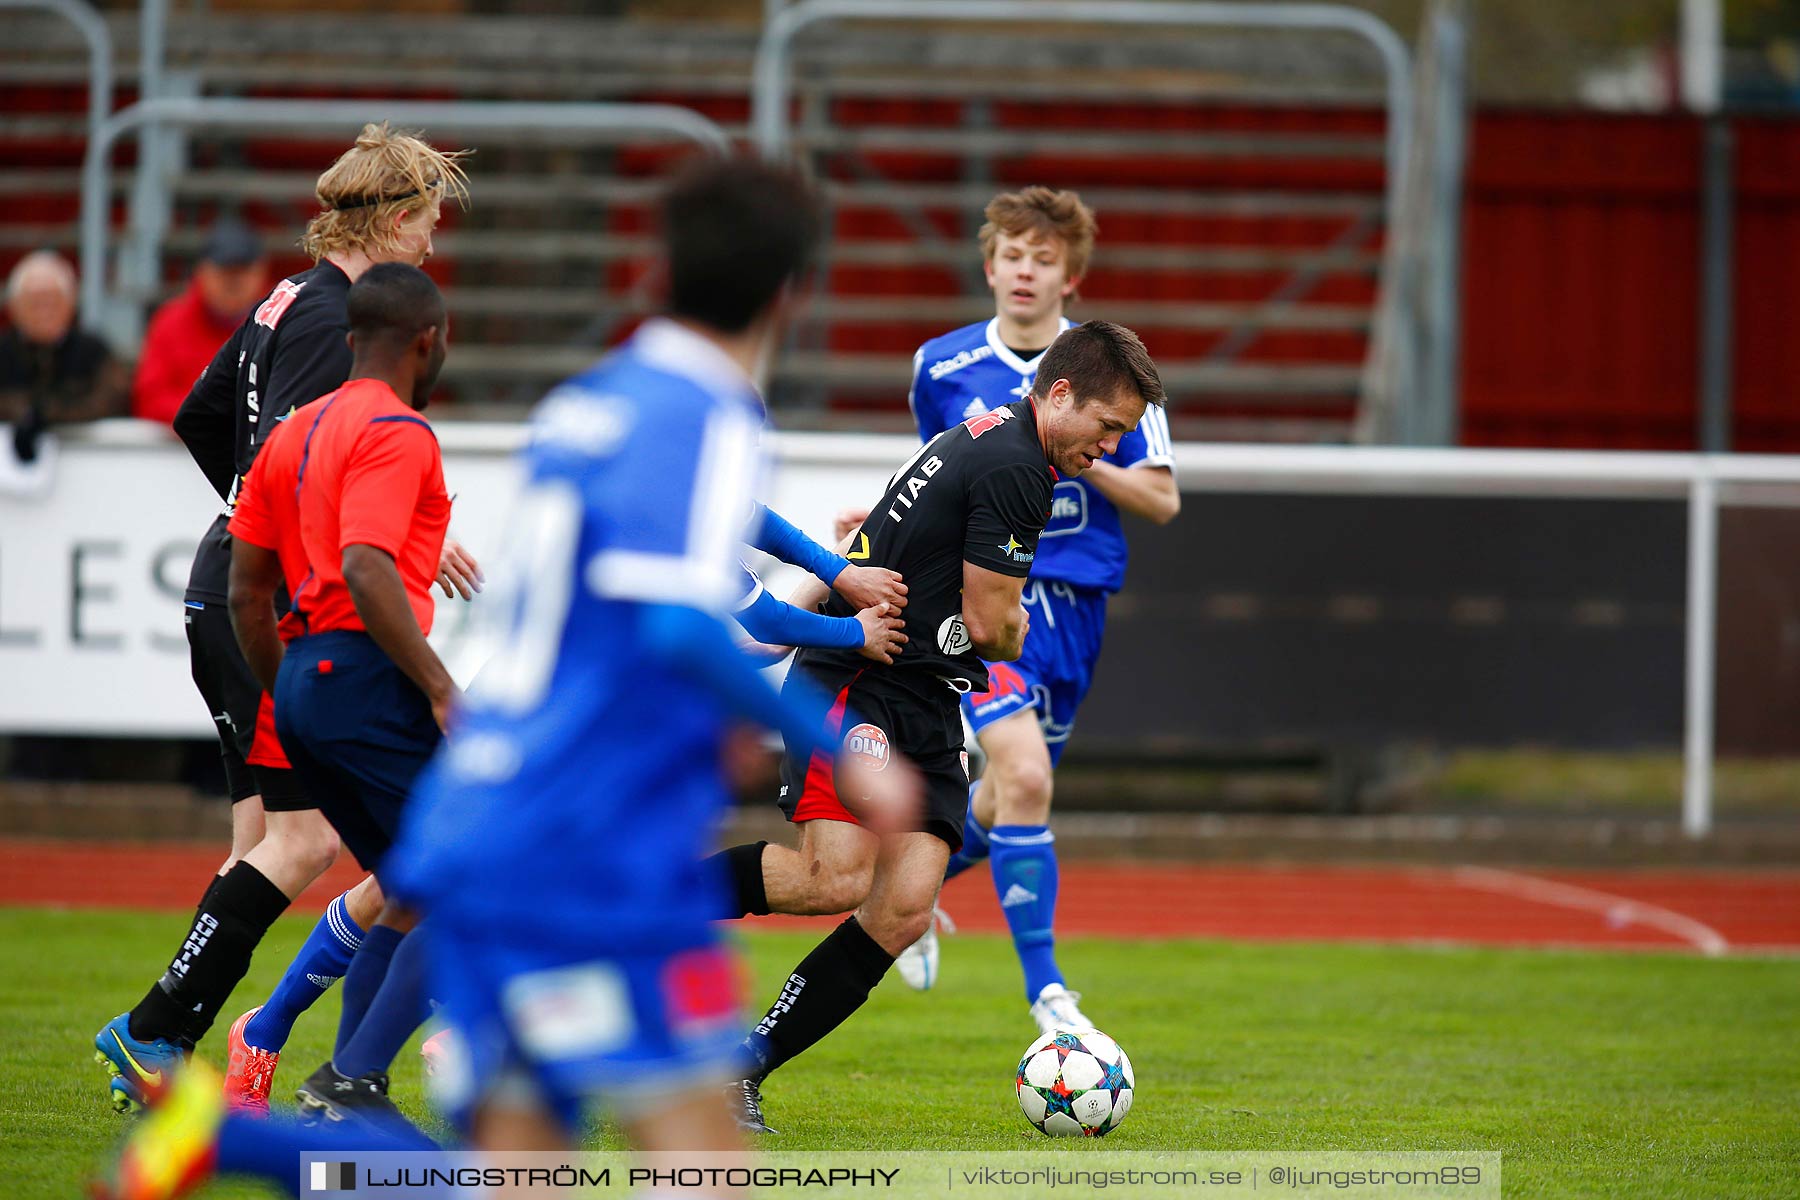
[132,222,270,424]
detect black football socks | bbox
[709,841,771,919]
[128,860,290,1046]
[742,915,894,1079]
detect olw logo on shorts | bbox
[843,723,890,771]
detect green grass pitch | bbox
[1,906,1795,1198]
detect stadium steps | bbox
[2,11,1389,440]
[427,290,1370,331]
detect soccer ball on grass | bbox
[1014,1027,1134,1137]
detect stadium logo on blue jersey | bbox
[928,345,995,381]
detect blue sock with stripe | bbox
[941,787,991,882]
[244,891,364,1052]
[988,824,1061,1000]
[333,924,403,1061]
[332,922,434,1080]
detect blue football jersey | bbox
[908,318,1174,593]
[387,319,765,948]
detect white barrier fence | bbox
[0,421,897,740]
[7,421,1797,837]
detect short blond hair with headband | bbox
[300,122,471,262]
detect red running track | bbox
[3,839,1796,955]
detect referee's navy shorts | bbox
[274,630,441,875]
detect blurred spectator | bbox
[132,223,270,424]
[0,249,129,463]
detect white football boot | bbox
[894,906,957,991]
[1030,983,1095,1035]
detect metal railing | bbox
[2,0,112,152]
[751,0,1415,436]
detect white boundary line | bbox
[1448,866,1730,957]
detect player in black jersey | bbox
[713,321,1165,1132]
[94,123,474,1115]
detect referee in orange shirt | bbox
[227,262,455,1131]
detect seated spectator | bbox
[132,222,269,424]
[0,249,129,463]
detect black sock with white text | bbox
[127,861,289,1044]
[742,916,894,1079]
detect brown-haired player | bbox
[94,123,477,1115]
[894,186,1180,1030]
[714,319,1165,1133]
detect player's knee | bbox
[993,755,1053,823]
[265,819,340,880]
[809,857,876,914]
[864,898,936,951]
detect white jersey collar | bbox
[984,315,1073,377]
[632,317,759,405]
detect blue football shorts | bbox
[422,922,745,1136]
[962,581,1107,767]
[273,630,441,875]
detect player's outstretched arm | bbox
[962,560,1032,662]
[752,503,909,612]
[641,602,841,762]
[781,516,871,614]
[227,538,286,693]
[751,503,852,583]
[735,583,904,662]
[1082,461,1181,524]
[342,543,458,733]
[641,602,924,832]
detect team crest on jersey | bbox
[937,614,973,656]
[253,279,305,330]
[843,723,890,772]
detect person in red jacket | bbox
[132,223,269,424]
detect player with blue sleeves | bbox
[737,502,910,662]
[750,502,906,616]
[386,161,918,1155]
[901,187,1180,1033]
[732,560,907,665]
